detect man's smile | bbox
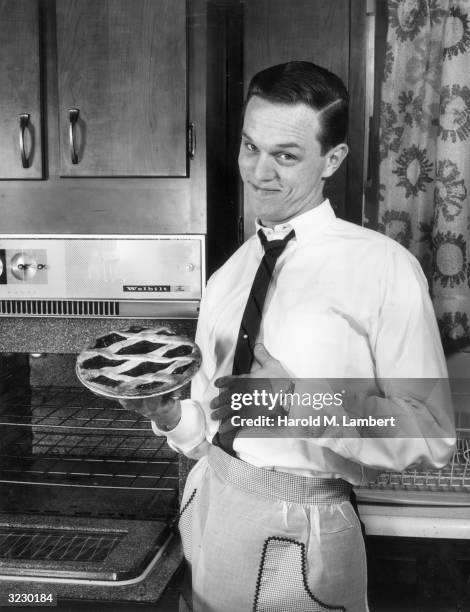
[249,182,281,194]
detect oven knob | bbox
[10,253,46,281]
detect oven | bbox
[0,235,204,606]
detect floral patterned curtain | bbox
[378,0,470,351]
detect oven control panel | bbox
[0,235,205,302]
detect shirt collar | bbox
[254,199,336,245]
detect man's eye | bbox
[244,142,258,152]
[277,153,297,162]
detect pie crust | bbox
[76,326,202,399]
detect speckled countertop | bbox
[0,317,197,354]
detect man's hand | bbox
[120,393,182,431]
[211,343,291,426]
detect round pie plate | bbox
[75,327,202,400]
[75,364,200,400]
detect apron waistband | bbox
[208,445,352,505]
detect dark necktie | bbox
[212,228,295,455]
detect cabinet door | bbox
[56,0,187,177]
[0,0,43,179]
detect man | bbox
[125,62,455,611]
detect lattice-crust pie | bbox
[76,326,202,399]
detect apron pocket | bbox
[253,536,346,612]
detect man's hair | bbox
[246,61,348,155]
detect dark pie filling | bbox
[116,340,165,355]
[124,361,175,377]
[164,345,193,358]
[135,381,166,392]
[90,375,121,388]
[93,333,126,349]
[82,356,127,369]
[172,363,192,375]
[122,326,174,336]
[122,326,146,334]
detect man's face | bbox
[238,96,340,228]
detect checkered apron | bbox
[178,446,369,612]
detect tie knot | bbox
[258,229,295,254]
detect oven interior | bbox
[0,352,180,582]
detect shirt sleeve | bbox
[151,399,209,458]
[313,242,456,471]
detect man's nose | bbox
[252,154,277,181]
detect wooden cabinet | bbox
[0,0,207,234]
[56,0,187,177]
[0,0,188,180]
[0,0,43,179]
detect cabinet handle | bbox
[19,113,31,168]
[188,122,196,159]
[68,108,80,164]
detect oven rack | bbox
[362,428,470,493]
[0,428,179,490]
[0,385,179,492]
[0,525,124,563]
[3,426,171,459]
[0,458,178,491]
[1,385,153,431]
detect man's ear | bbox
[321,143,349,179]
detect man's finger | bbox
[218,418,239,434]
[210,404,233,421]
[214,375,238,389]
[119,398,144,411]
[210,389,232,410]
[253,343,274,367]
[210,390,233,421]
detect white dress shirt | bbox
[152,200,455,485]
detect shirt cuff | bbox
[150,399,207,454]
